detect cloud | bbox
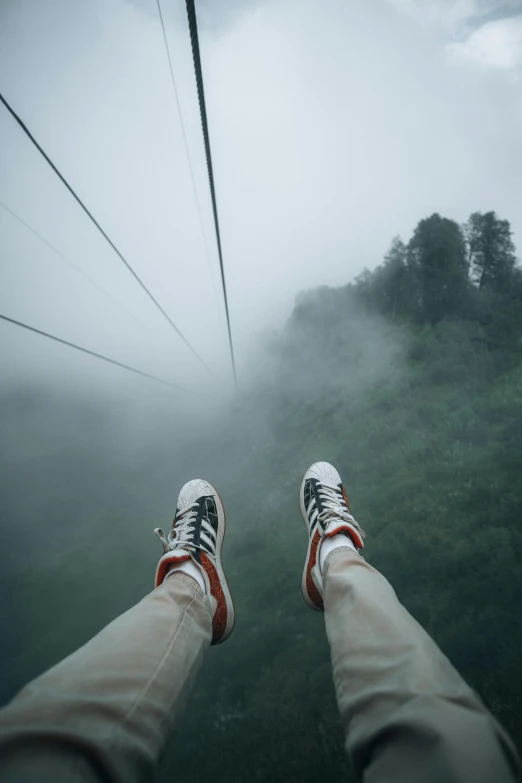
[387,0,522,30]
[386,0,522,76]
[447,14,522,70]
[386,0,480,30]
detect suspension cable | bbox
[0,91,210,373]
[155,0,217,296]
[0,200,146,328]
[185,0,238,389]
[0,313,187,391]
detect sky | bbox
[1,0,521,396]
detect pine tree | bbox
[408,214,469,323]
[466,211,517,293]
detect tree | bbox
[408,214,469,323]
[375,237,419,319]
[466,211,517,293]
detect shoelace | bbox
[315,481,365,537]
[155,503,200,554]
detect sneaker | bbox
[300,461,366,611]
[154,479,235,645]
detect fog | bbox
[2,0,522,388]
[1,1,522,780]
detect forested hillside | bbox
[1,210,521,782]
[166,210,522,781]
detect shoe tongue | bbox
[325,503,345,516]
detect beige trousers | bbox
[0,550,518,783]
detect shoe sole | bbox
[299,476,324,612]
[205,482,236,644]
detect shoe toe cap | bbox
[304,461,342,485]
[177,479,215,507]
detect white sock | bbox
[319,533,356,572]
[165,559,206,594]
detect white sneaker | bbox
[300,461,366,611]
[155,479,235,645]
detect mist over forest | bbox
[2,209,521,782]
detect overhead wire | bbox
[185,0,238,390]
[0,313,188,391]
[155,0,218,298]
[0,199,147,328]
[0,91,211,373]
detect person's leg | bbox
[0,479,234,783]
[0,574,211,783]
[300,461,520,783]
[324,548,519,783]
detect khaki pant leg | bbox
[323,547,520,783]
[0,573,212,783]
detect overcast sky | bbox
[1,0,521,395]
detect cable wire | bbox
[185,0,237,389]
[0,313,187,391]
[156,0,217,296]
[0,199,146,328]
[0,91,210,372]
